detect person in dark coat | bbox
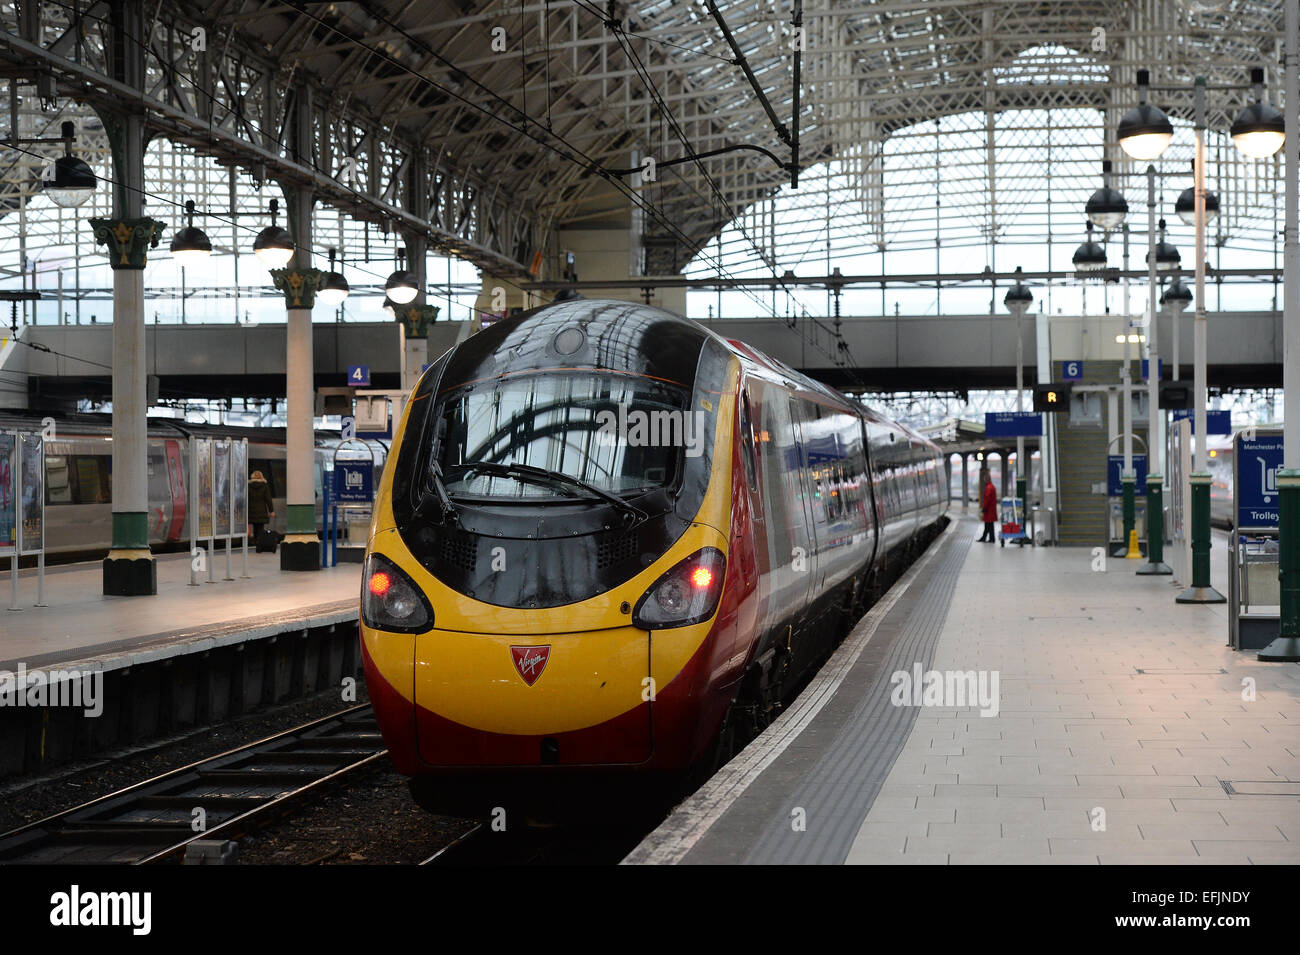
[977,470,998,542]
[248,470,275,540]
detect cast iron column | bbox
[1261,0,1300,658]
[1178,78,1225,602]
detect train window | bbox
[147,448,169,507]
[739,390,758,493]
[270,462,287,500]
[46,455,72,505]
[70,455,111,504]
[756,384,799,563]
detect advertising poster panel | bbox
[19,433,43,554]
[233,440,248,535]
[198,439,213,539]
[214,439,232,538]
[0,434,14,551]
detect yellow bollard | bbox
[1125,528,1143,560]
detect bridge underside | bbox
[4,311,1282,407]
[808,363,1282,394]
[706,311,1283,394]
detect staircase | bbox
[1056,422,1109,546]
[1054,359,1149,548]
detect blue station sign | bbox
[984,412,1042,438]
[333,462,374,503]
[1170,409,1232,435]
[1107,454,1148,497]
[1236,431,1282,530]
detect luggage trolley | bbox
[999,496,1030,547]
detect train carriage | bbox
[359,299,947,813]
[0,412,386,557]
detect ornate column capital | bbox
[89,217,165,270]
[396,303,440,339]
[270,268,324,310]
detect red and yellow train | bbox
[360,299,947,813]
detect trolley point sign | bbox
[333,463,374,503]
[1107,455,1148,497]
[1236,431,1282,531]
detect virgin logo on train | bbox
[510,646,550,686]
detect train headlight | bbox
[632,548,726,629]
[362,554,434,633]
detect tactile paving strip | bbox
[695,530,970,865]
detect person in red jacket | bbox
[977,470,998,542]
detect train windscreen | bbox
[430,373,691,500]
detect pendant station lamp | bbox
[1003,266,1033,317]
[1161,277,1193,310]
[1118,70,1173,162]
[1174,161,1219,227]
[1073,222,1108,272]
[385,248,418,304]
[1230,68,1286,159]
[1086,160,1128,231]
[1149,219,1181,271]
[41,121,97,209]
[318,248,350,306]
[252,197,295,269]
[169,199,212,267]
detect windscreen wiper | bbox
[419,461,458,523]
[461,461,648,526]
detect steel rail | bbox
[0,704,383,865]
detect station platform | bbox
[3,551,360,673]
[627,519,1300,865]
[0,551,363,777]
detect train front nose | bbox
[413,626,652,766]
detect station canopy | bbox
[0,1,1291,291]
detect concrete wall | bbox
[0,617,363,779]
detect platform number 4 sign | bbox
[347,365,370,387]
[1061,360,1084,381]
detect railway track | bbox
[420,819,655,866]
[0,705,383,865]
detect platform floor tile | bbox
[850,524,1300,865]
